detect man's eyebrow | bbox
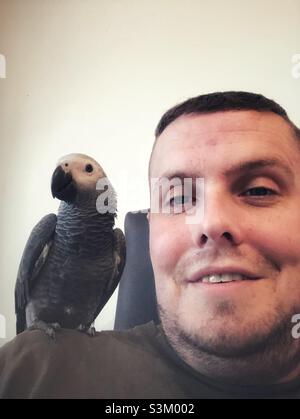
[223,158,294,178]
[152,171,197,183]
[155,158,294,181]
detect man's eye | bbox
[170,195,191,206]
[242,187,277,196]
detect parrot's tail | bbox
[16,311,26,334]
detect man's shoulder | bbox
[0,322,159,374]
[0,322,163,398]
[0,321,160,359]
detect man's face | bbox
[148,110,300,358]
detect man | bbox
[1,91,300,398]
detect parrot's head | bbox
[51,153,114,208]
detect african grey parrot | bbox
[15,153,126,337]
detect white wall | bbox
[0,0,299,346]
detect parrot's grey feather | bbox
[15,214,57,333]
[91,227,126,322]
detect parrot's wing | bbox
[15,213,57,333]
[92,227,126,322]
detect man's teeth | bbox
[201,273,248,283]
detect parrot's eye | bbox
[85,164,93,173]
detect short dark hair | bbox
[148,91,300,179]
[154,91,299,138]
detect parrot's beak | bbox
[51,166,77,203]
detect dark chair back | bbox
[114,211,159,330]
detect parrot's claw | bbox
[29,320,61,340]
[45,327,56,340]
[86,326,96,337]
[51,322,61,330]
[77,324,96,337]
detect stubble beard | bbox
[158,300,300,385]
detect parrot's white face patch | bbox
[57,153,106,190]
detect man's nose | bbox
[190,189,243,248]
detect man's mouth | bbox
[198,273,255,284]
[186,267,261,284]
